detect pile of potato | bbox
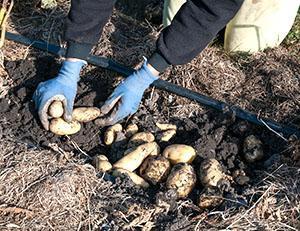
[48,101,101,135]
[47,101,263,209]
[92,122,228,209]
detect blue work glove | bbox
[33,60,86,130]
[95,59,159,126]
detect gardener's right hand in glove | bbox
[33,59,86,130]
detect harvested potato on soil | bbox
[139,155,171,185]
[49,118,81,135]
[48,100,64,118]
[199,158,223,187]
[157,129,176,142]
[92,155,112,172]
[113,142,160,171]
[104,123,123,145]
[72,107,101,122]
[163,144,196,164]
[156,122,177,131]
[166,163,196,198]
[112,168,149,188]
[243,135,264,163]
[127,132,155,148]
[125,124,139,138]
[198,187,223,209]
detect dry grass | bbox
[0,139,299,230]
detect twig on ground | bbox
[0,205,34,217]
[257,115,288,142]
[226,184,274,229]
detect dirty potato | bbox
[127,132,155,148]
[156,122,177,131]
[243,135,264,163]
[198,187,223,209]
[113,142,160,171]
[199,158,223,187]
[92,154,112,172]
[163,144,196,164]
[112,168,149,188]
[48,101,64,118]
[166,163,196,198]
[232,169,249,185]
[72,107,101,122]
[125,124,139,138]
[157,129,176,142]
[49,118,81,135]
[139,155,171,185]
[104,123,123,145]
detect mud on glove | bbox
[33,60,86,130]
[96,59,159,126]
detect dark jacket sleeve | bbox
[148,0,243,72]
[64,0,114,60]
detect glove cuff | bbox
[132,57,158,90]
[58,60,86,82]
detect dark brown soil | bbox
[0,55,287,210]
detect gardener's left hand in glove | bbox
[96,59,159,126]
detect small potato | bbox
[232,169,250,185]
[92,155,112,172]
[112,168,149,188]
[125,124,139,138]
[48,101,64,118]
[127,132,155,148]
[163,144,196,164]
[198,187,223,209]
[156,122,177,131]
[49,118,81,135]
[72,107,101,123]
[157,129,176,142]
[104,124,123,145]
[243,135,264,163]
[199,158,223,187]
[166,163,196,198]
[113,142,160,171]
[139,156,171,185]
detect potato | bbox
[158,129,176,142]
[139,155,171,185]
[48,101,64,118]
[113,142,160,171]
[156,122,177,131]
[125,124,139,138]
[127,132,155,148]
[112,168,149,188]
[232,169,250,185]
[72,107,101,122]
[243,135,264,163]
[198,187,223,209]
[163,144,196,164]
[199,158,223,187]
[166,163,196,198]
[92,154,112,172]
[49,118,81,135]
[104,123,123,145]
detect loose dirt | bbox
[0,54,288,208]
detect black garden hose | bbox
[5,31,300,139]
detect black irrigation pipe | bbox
[5,31,300,139]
